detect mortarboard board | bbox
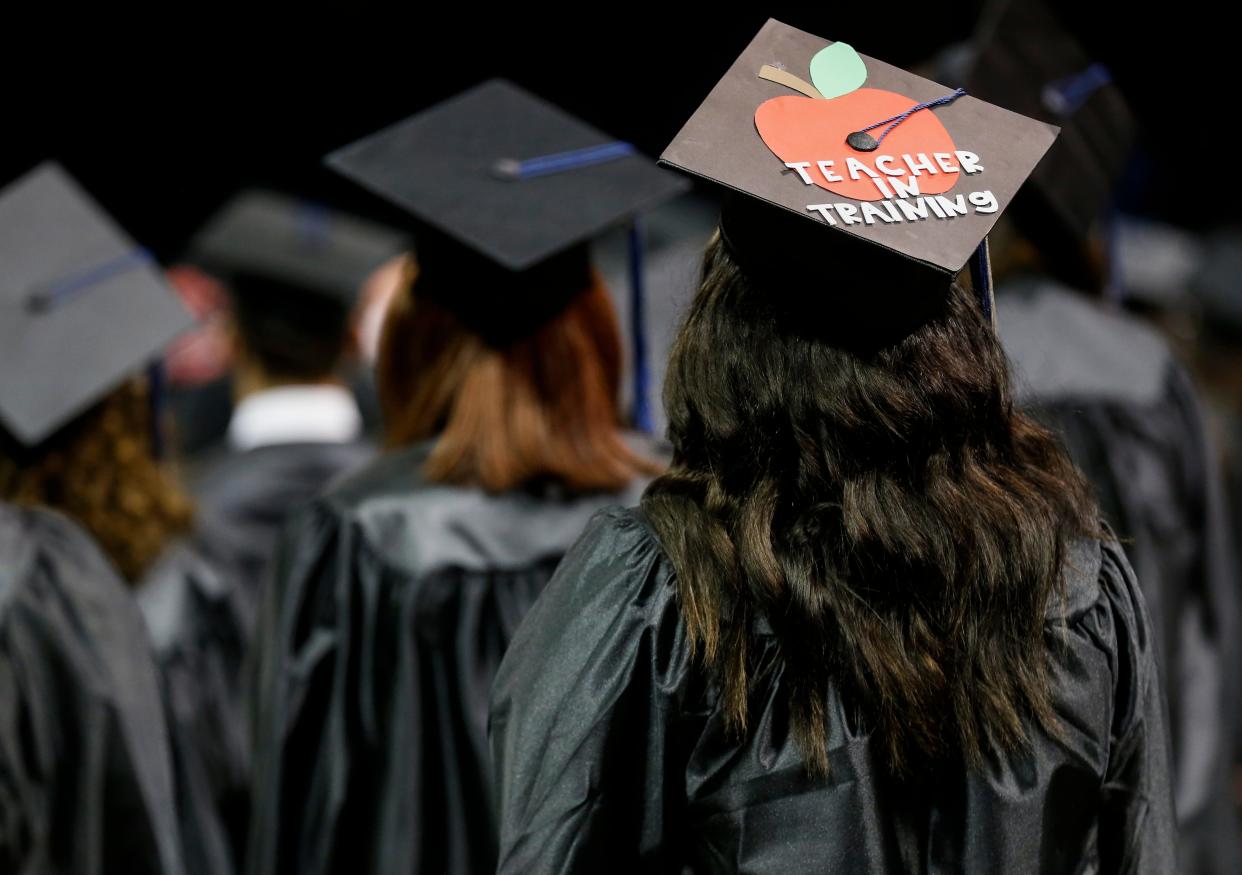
[324,79,687,273]
[0,162,195,447]
[190,189,411,303]
[324,79,688,429]
[659,19,1059,341]
[967,0,1134,247]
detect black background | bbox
[2,4,1225,258]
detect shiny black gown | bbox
[490,507,1176,874]
[0,503,186,875]
[188,441,375,587]
[139,440,373,870]
[998,277,1241,874]
[245,440,652,875]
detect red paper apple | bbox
[754,45,960,202]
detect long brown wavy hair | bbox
[377,262,659,493]
[0,380,193,581]
[642,234,1098,775]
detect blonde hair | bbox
[1,380,193,581]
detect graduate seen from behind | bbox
[0,162,201,874]
[491,21,1176,873]
[246,80,686,875]
[179,189,402,580]
[0,169,195,583]
[962,2,1240,870]
[136,190,405,869]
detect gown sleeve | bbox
[1094,539,1179,874]
[0,507,186,875]
[489,507,694,874]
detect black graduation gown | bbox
[245,440,653,875]
[139,440,373,871]
[188,440,375,586]
[0,503,186,875]
[998,278,1241,874]
[490,507,1177,874]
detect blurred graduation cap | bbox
[967,0,1134,290]
[0,162,194,447]
[659,19,1059,345]
[324,79,689,429]
[190,189,410,303]
[186,190,411,382]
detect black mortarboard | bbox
[324,79,688,429]
[189,189,410,302]
[968,0,1133,238]
[325,79,687,273]
[659,18,1059,340]
[0,162,194,447]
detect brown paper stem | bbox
[758,65,824,100]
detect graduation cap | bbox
[190,189,410,303]
[659,19,1060,342]
[968,0,1133,242]
[187,190,410,382]
[0,162,194,447]
[324,79,689,429]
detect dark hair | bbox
[228,272,352,382]
[0,380,193,581]
[642,233,1098,775]
[377,262,660,493]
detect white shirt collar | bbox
[227,384,364,452]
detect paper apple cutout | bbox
[755,44,960,202]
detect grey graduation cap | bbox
[324,78,689,272]
[190,189,411,301]
[0,162,194,447]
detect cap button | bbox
[846,131,879,152]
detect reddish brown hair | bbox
[376,266,659,493]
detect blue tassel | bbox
[493,142,636,180]
[627,221,652,434]
[26,248,154,312]
[147,361,167,461]
[970,237,994,323]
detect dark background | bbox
[2,4,1222,256]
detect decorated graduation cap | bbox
[0,162,194,447]
[190,188,410,303]
[660,19,1059,342]
[967,0,1133,291]
[324,78,688,429]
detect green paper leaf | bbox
[809,42,867,99]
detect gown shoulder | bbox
[490,508,1177,874]
[247,451,657,875]
[0,504,187,875]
